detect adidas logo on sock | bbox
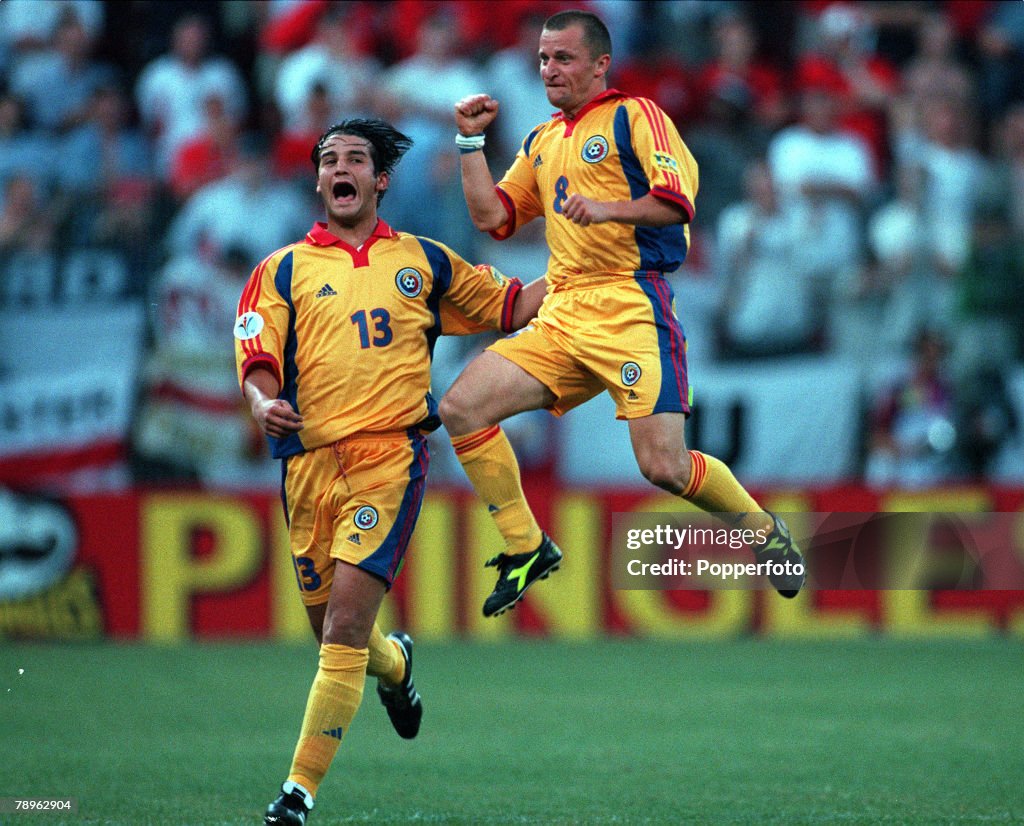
[316,283,338,298]
[321,727,344,740]
[347,533,361,545]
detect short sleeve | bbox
[630,98,698,222]
[438,252,523,336]
[234,252,292,391]
[491,135,546,240]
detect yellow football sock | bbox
[287,643,368,796]
[366,623,404,686]
[680,451,772,533]
[450,425,543,554]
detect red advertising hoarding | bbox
[2,483,1023,640]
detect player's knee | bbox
[321,605,372,648]
[638,452,688,495]
[439,385,476,433]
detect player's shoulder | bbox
[254,240,303,274]
[519,116,561,154]
[401,233,464,270]
[394,230,452,254]
[619,94,671,120]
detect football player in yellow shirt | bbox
[442,10,805,618]
[238,118,544,825]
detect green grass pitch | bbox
[1,639,1022,824]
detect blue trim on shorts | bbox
[270,251,304,458]
[613,105,687,272]
[417,391,442,433]
[634,273,690,414]
[358,430,430,588]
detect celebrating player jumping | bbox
[443,9,806,617]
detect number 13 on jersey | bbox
[351,308,393,348]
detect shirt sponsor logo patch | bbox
[582,135,609,164]
[395,267,423,298]
[234,311,264,340]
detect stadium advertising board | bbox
[1,485,1022,641]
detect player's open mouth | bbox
[332,181,357,202]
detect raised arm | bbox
[454,94,508,232]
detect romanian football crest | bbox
[395,267,423,298]
[354,505,379,530]
[621,361,642,386]
[582,135,609,164]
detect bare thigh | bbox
[440,350,556,436]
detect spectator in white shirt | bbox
[167,135,312,266]
[135,14,247,177]
[273,7,380,134]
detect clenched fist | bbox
[454,94,500,135]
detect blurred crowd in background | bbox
[2,0,1024,493]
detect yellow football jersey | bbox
[235,219,521,457]
[492,89,698,288]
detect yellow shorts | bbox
[282,430,429,605]
[488,277,690,419]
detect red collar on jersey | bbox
[553,88,627,136]
[304,219,397,268]
[305,218,397,247]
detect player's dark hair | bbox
[543,10,612,60]
[311,118,414,204]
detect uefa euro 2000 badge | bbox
[234,311,264,340]
[582,135,609,164]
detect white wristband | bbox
[455,133,485,150]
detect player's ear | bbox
[376,171,389,193]
[594,53,610,79]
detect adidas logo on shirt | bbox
[532,154,543,168]
[316,283,338,298]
